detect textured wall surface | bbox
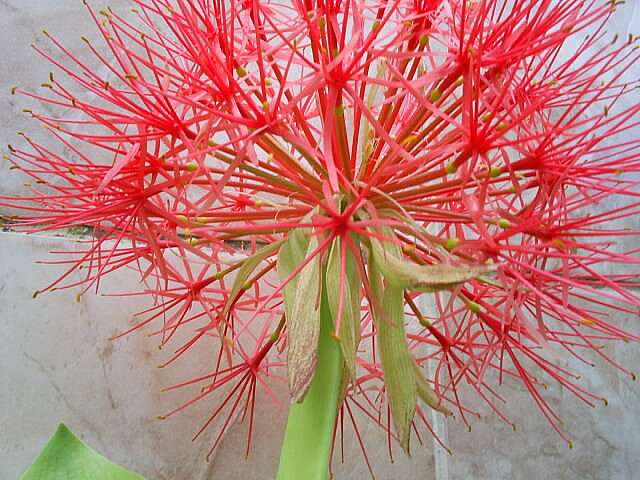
[1,2,640,480]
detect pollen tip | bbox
[402,243,416,254]
[497,218,511,229]
[467,301,482,314]
[429,88,442,103]
[444,238,459,251]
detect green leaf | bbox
[369,258,416,454]
[369,226,494,289]
[20,424,144,480]
[325,237,362,382]
[281,231,323,402]
[223,239,284,320]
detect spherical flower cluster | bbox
[4,0,640,473]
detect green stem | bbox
[276,291,343,480]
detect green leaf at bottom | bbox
[21,424,144,480]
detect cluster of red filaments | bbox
[4,0,640,470]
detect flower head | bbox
[4,0,640,467]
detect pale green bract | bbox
[369,226,495,290]
[276,227,310,324]
[325,237,362,382]
[368,232,452,453]
[223,239,284,321]
[369,258,417,453]
[278,228,323,403]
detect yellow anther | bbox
[445,162,457,174]
[445,238,459,251]
[402,244,416,254]
[467,301,482,314]
[489,166,502,178]
[497,218,511,229]
[401,134,418,147]
[223,335,235,349]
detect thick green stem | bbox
[276,291,343,480]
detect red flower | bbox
[4,0,640,467]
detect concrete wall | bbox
[1,2,640,479]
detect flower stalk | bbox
[276,286,343,480]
